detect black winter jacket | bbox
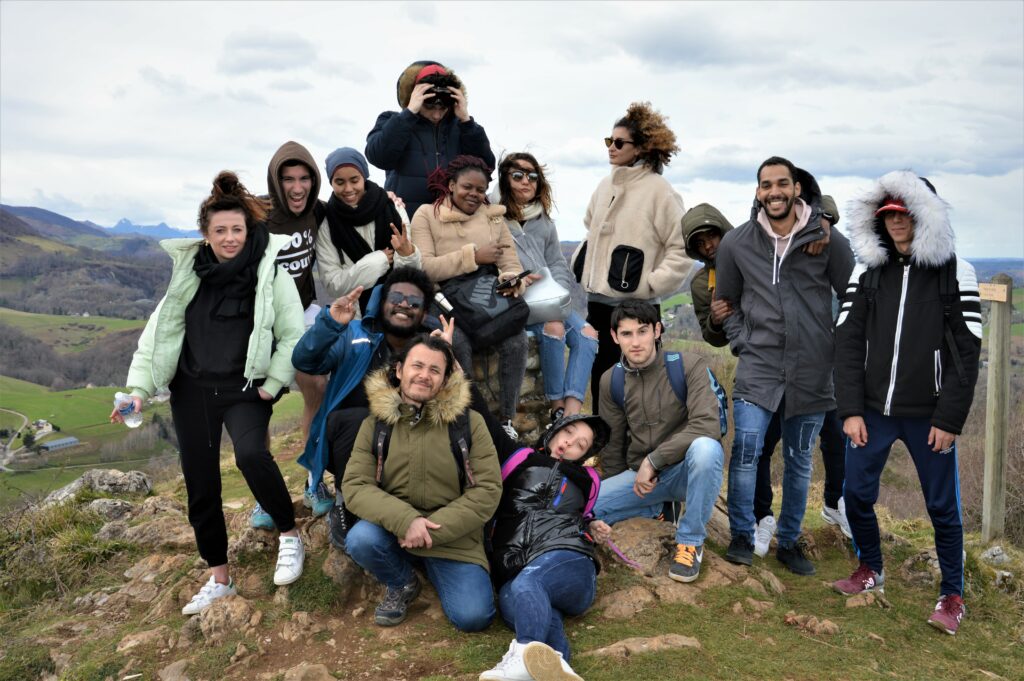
[835,170,982,433]
[490,450,600,586]
[365,110,495,217]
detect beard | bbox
[380,313,419,338]
[763,195,797,220]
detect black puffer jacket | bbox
[490,450,600,586]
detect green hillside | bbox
[0,307,145,353]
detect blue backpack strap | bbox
[663,352,687,404]
[610,362,626,410]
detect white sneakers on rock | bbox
[273,535,305,586]
[821,498,853,539]
[753,515,777,558]
[479,639,583,681]
[181,575,236,616]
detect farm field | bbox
[0,306,145,353]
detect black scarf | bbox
[325,180,402,265]
[192,224,269,318]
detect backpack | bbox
[439,265,530,350]
[610,351,729,437]
[860,259,968,387]
[371,412,475,492]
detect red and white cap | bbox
[874,197,909,216]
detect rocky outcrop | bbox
[43,468,152,506]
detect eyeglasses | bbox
[604,137,635,150]
[386,291,424,309]
[509,170,539,183]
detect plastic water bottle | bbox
[114,392,143,429]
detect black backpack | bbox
[371,412,476,492]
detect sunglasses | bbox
[509,170,539,183]
[604,137,636,150]
[386,291,424,309]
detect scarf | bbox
[325,180,403,265]
[192,224,269,319]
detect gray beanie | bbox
[325,147,370,182]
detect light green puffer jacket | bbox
[126,234,304,400]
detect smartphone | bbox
[495,269,533,291]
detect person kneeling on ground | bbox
[342,334,501,631]
[593,300,725,583]
[481,414,611,681]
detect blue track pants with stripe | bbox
[844,408,964,596]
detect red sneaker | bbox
[927,594,965,635]
[833,563,884,595]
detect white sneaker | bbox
[501,420,519,441]
[479,639,532,681]
[753,515,777,558]
[523,641,583,681]
[822,498,852,539]
[181,575,236,616]
[273,535,305,585]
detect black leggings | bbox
[588,301,661,408]
[754,408,845,520]
[170,375,295,567]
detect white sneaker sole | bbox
[523,642,582,681]
[821,509,852,539]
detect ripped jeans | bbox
[529,311,598,403]
[726,399,824,548]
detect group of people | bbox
[112,59,983,681]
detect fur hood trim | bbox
[847,170,954,268]
[364,366,472,427]
[396,61,464,108]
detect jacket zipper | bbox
[883,264,911,415]
[619,253,630,289]
[934,350,942,395]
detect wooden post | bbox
[981,274,1012,542]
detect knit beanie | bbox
[325,147,370,182]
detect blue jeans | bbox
[530,311,598,403]
[344,520,495,632]
[727,400,824,547]
[593,437,724,546]
[498,550,596,662]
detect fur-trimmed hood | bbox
[364,365,471,427]
[847,171,954,269]
[395,60,464,109]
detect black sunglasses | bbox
[604,137,636,150]
[386,291,424,309]
[509,170,539,183]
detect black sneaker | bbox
[327,501,358,550]
[374,576,421,626]
[668,544,703,583]
[776,542,816,576]
[725,536,754,566]
[549,407,565,423]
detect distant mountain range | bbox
[105,218,199,240]
[0,205,198,240]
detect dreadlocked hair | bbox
[615,101,680,175]
[497,152,555,222]
[428,155,493,216]
[197,171,269,231]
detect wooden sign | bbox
[979,283,1009,303]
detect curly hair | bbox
[197,171,269,231]
[615,101,680,174]
[496,152,555,222]
[426,155,493,215]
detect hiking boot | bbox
[273,535,304,585]
[181,575,236,616]
[249,502,274,530]
[669,544,703,583]
[303,481,334,518]
[821,498,852,539]
[753,515,777,558]
[833,563,884,595]
[725,536,754,566]
[375,575,421,626]
[501,420,519,441]
[776,542,816,576]
[479,639,532,681]
[327,501,357,550]
[523,640,583,681]
[927,594,965,635]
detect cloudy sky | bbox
[1,1,1022,259]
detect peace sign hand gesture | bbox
[430,314,457,345]
[390,222,415,257]
[329,286,364,326]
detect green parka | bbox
[125,234,303,400]
[682,204,734,347]
[343,368,501,570]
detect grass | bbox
[662,292,694,308]
[0,307,145,354]
[0,375,125,433]
[0,411,23,432]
